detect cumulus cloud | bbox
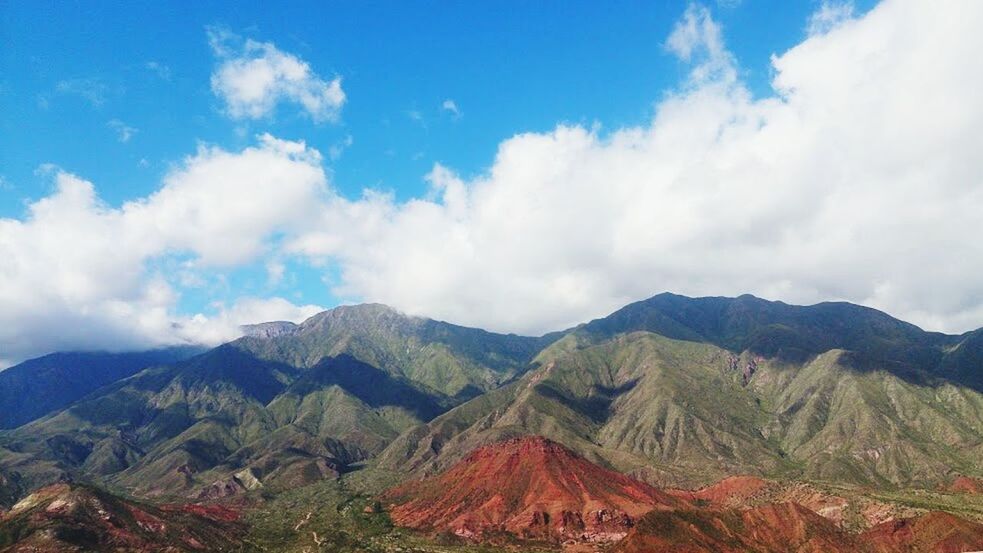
[178,297,324,345]
[0,136,328,363]
[285,0,983,335]
[208,27,345,122]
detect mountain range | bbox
[1,293,982,551]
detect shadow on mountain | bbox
[582,292,982,392]
[533,378,639,424]
[0,347,204,429]
[288,354,447,421]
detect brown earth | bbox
[668,475,773,507]
[0,483,243,552]
[615,504,983,553]
[861,511,983,553]
[614,502,861,553]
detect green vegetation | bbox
[240,475,557,552]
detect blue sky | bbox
[1,2,854,205]
[3,0,982,365]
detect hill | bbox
[382,436,682,543]
[615,506,983,553]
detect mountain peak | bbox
[240,320,298,338]
[298,302,415,329]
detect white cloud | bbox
[107,119,137,143]
[178,297,323,346]
[0,136,328,363]
[441,99,461,118]
[208,28,345,122]
[128,133,327,266]
[807,1,856,36]
[266,259,286,286]
[665,4,734,85]
[286,0,983,336]
[328,134,354,161]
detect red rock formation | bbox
[669,475,772,507]
[862,511,983,553]
[615,502,862,553]
[0,483,243,551]
[948,475,983,494]
[382,435,682,543]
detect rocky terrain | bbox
[0,483,242,552]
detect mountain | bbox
[579,293,975,386]
[381,436,682,543]
[1,293,982,549]
[0,347,203,430]
[235,303,557,399]
[0,483,242,552]
[378,293,983,487]
[0,304,555,505]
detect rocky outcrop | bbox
[861,511,983,553]
[0,483,243,551]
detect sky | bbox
[1,0,981,367]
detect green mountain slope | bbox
[236,303,555,398]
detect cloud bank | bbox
[0,136,326,365]
[2,0,982,365]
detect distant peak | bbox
[239,320,297,339]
